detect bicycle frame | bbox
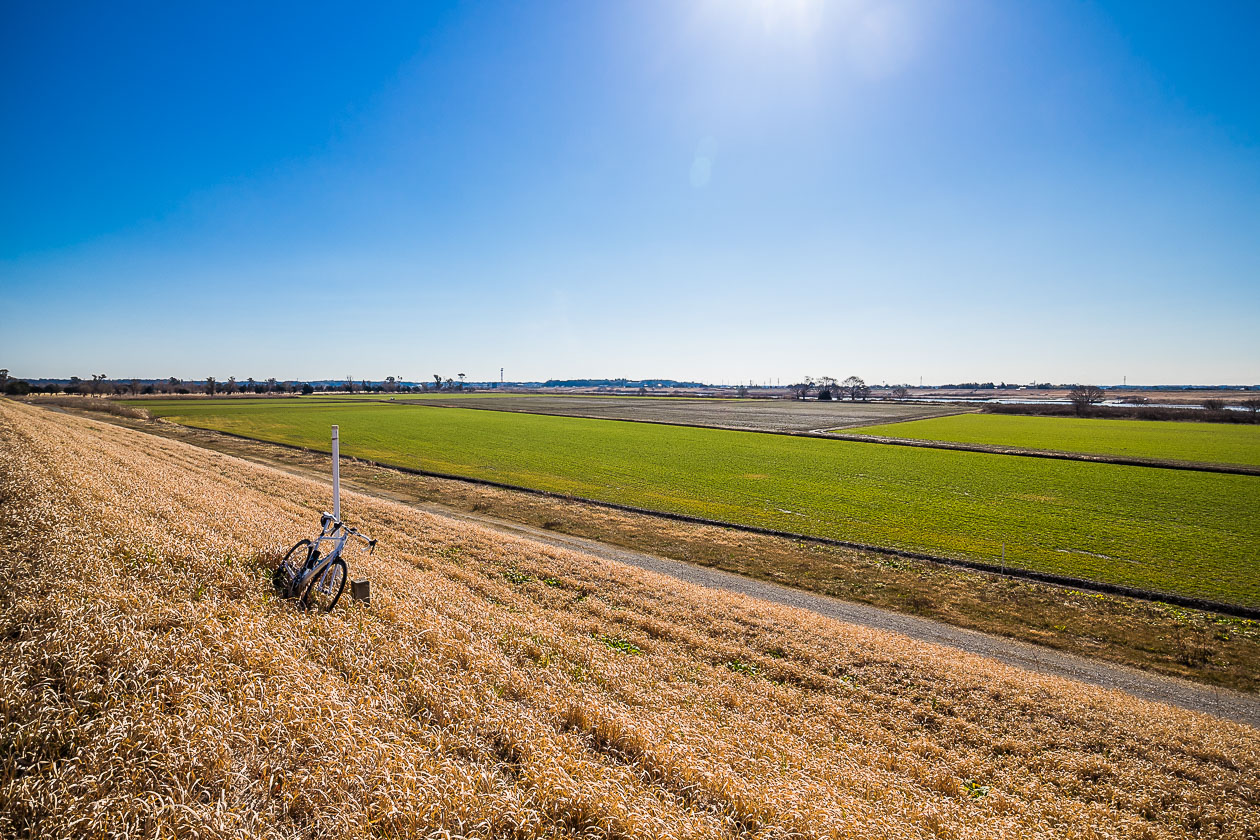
[291,512,375,600]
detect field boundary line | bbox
[373,400,1260,476]
[170,420,1260,620]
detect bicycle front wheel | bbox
[274,539,313,597]
[303,558,347,612]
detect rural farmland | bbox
[7,4,1259,837]
[5,399,1259,839]
[138,398,1260,608]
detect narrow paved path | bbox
[391,492,1260,729]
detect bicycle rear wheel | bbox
[303,558,347,612]
[274,539,313,597]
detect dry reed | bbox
[1,399,1256,839]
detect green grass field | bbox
[138,398,1260,607]
[858,413,1260,467]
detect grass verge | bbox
[23,394,150,420]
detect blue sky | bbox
[2,0,1257,384]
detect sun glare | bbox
[697,0,826,40]
[696,0,920,78]
[748,0,825,35]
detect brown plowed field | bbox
[389,394,959,432]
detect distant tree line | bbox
[543,378,706,388]
[0,371,479,397]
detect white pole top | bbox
[331,425,341,520]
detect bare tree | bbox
[1067,384,1105,414]
[1241,398,1260,421]
[247,377,256,392]
[841,376,869,401]
[266,377,277,393]
[792,376,815,400]
[433,374,443,391]
[205,376,217,396]
[0,369,9,391]
[226,376,237,394]
[891,386,909,400]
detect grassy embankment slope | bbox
[859,414,1260,467]
[141,399,1260,608]
[59,400,1260,693]
[3,399,1259,839]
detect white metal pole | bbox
[331,425,340,520]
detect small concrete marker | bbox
[351,578,371,606]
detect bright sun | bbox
[746,0,826,34]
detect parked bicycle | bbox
[274,512,376,611]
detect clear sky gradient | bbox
[3,1,1257,384]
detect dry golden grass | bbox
[108,413,1260,693]
[1,399,1257,839]
[23,394,150,420]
